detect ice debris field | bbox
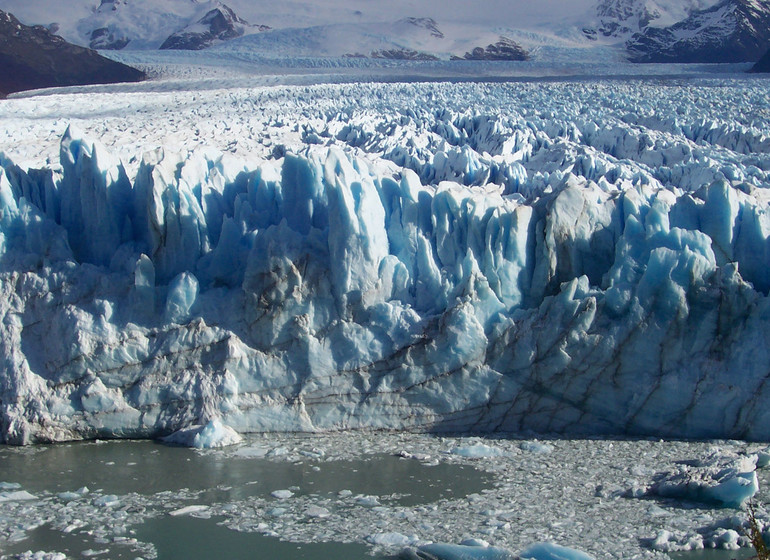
[2,432,770,560]
[2,74,770,445]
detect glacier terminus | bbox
[1,77,770,445]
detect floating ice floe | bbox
[755,446,770,468]
[449,444,505,459]
[0,490,36,503]
[92,494,120,508]
[402,542,515,560]
[520,543,595,560]
[647,451,758,508]
[169,505,210,517]
[10,553,67,560]
[647,510,766,554]
[519,441,554,454]
[355,495,381,507]
[367,532,420,547]
[56,487,89,501]
[161,419,243,449]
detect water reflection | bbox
[0,439,491,558]
[0,440,490,505]
[669,549,756,560]
[138,515,390,560]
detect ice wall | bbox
[2,120,770,444]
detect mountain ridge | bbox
[1,0,769,63]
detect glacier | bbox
[2,78,770,444]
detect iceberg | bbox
[520,543,595,560]
[647,452,759,508]
[402,543,515,560]
[161,418,242,448]
[2,121,770,444]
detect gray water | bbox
[669,550,757,560]
[4,519,381,559]
[0,439,491,559]
[3,436,769,559]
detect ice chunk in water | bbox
[367,532,418,547]
[0,490,36,502]
[450,444,504,458]
[649,452,758,508]
[519,442,554,454]
[161,419,242,448]
[403,543,515,560]
[13,553,67,560]
[169,505,210,517]
[520,543,595,560]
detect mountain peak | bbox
[399,17,444,39]
[160,3,268,50]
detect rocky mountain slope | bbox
[750,45,770,69]
[0,9,145,97]
[451,37,528,61]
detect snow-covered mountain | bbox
[206,16,497,60]
[627,0,770,62]
[160,4,269,50]
[34,0,270,51]
[583,0,716,38]
[5,0,766,62]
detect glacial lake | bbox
[0,433,768,559]
[0,436,492,559]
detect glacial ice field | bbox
[2,69,770,445]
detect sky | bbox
[1,0,599,30]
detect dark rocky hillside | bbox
[750,46,770,70]
[0,10,144,98]
[451,37,528,61]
